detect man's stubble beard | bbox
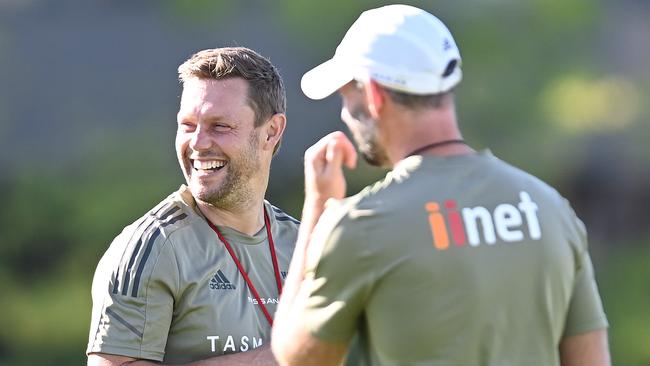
[347,103,390,167]
[191,130,262,210]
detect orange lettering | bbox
[426,202,449,250]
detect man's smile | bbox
[190,159,228,176]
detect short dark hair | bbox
[383,89,452,109]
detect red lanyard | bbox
[207,208,283,326]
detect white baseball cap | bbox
[301,4,462,100]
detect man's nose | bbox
[189,125,212,151]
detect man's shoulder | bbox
[106,188,206,260]
[338,169,406,215]
[265,201,301,227]
[96,189,200,298]
[338,152,570,221]
[485,155,568,204]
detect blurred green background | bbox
[0,1,648,365]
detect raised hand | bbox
[303,131,358,203]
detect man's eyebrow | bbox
[176,114,231,124]
[203,115,237,125]
[176,113,195,123]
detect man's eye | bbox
[214,124,231,131]
[179,122,196,131]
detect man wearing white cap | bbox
[272,4,610,366]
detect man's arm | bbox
[88,345,278,366]
[559,329,610,366]
[559,204,610,366]
[272,132,357,366]
[87,353,140,366]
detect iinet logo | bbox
[425,191,541,250]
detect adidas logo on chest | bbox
[209,270,236,290]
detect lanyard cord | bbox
[207,208,282,326]
[263,210,284,295]
[406,139,466,157]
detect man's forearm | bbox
[272,132,357,365]
[559,329,610,366]
[275,132,356,330]
[90,345,277,366]
[273,196,328,329]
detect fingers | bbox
[320,131,357,171]
[325,138,343,170]
[343,138,357,169]
[303,131,357,201]
[329,132,358,170]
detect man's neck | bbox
[385,105,473,166]
[196,198,266,236]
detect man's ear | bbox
[262,113,287,152]
[364,80,385,119]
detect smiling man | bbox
[87,47,299,366]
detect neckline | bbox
[405,139,467,157]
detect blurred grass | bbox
[0,271,89,365]
[597,238,650,366]
[0,141,179,365]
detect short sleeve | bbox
[299,204,375,343]
[562,213,608,337]
[86,231,179,361]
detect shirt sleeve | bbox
[86,228,179,361]
[299,202,375,343]
[562,211,608,337]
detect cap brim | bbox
[301,58,354,100]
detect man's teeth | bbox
[193,160,226,170]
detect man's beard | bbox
[190,131,261,210]
[347,103,390,167]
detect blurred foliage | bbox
[541,74,640,132]
[0,141,178,365]
[598,240,650,366]
[0,0,648,365]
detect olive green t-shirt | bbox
[86,185,299,364]
[302,151,607,366]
